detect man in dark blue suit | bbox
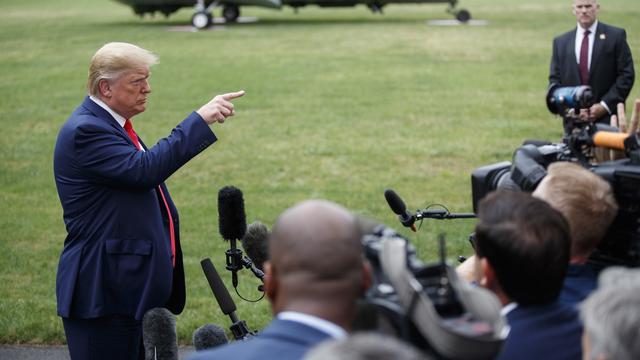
[474,191,582,360]
[549,0,634,123]
[53,42,245,359]
[188,200,372,360]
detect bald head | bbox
[265,200,368,324]
[270,200,362,283]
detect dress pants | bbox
[62,315,144,360]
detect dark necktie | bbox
[124,119,176,267]
[579,30,591,85]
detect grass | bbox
[1,0,639,344]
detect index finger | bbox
[630,99,640,135]
[221,90,246,101]
[616,103,626,123]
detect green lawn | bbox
[0,0,638,344]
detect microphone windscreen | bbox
[384,189,407,215]
[142,307,178,360]
[218,186,247,241]
[201,258,237,315]
[193,323,229,351]
[241,221,269,270]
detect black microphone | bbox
[192,323,229,351]
[218,186,247,288]
[142,308,178,360]
[241,221,269,271]
[200,258,253,340]
[384,189,416,231]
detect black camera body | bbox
[356,226,506,359]
[471,142,640,267]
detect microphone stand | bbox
[415,209,476,220]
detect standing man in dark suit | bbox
[474,191,582,360]
[53,42,245,359]
[549,0,634,123]
[188,200,372,360]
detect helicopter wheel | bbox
[455,9,471,23]
[222,5,240,23]
[192,10,212,29]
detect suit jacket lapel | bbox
[81,96,140,149]
[566,30,581,83]
[590,23,605,78]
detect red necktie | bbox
[579,30,591,85]
[124,119,176,267]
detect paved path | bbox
[0,345,196,359]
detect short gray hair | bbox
[580,267,640,360]
[87,42,158,96]
[304,332,429,360]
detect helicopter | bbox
[113,0,471,29]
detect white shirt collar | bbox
[501,302,518,317]
[89,95,126,128]
[277,311,347,339]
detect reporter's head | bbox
[474,190,571,305]
[264,200,370,330]
[533,162,617,262]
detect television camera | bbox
[473,85,640,267]
[352,190,506,359]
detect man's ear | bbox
[98,79,112,99]
[263,261,277,303]
[479,257,494,288]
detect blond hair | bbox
[534,162,617,257]
[87,42,158,96]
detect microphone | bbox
[591,131,631,151]
[384,189,416,231]
[218,186,247,288]
[192,323,229,351]
[142,308,178,360]
[200,258,254,340]
[241,221,269,271]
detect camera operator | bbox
[473,190,582,360]
[531,162,618,305]
[188,200,371,360]
[549,0,634,123]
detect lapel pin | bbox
[599,33,606,40]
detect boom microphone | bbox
[384,189,416,231]
[200,258,254,340]
[241,221,269,271]
[218,186,247,288]
[193,323,229,351]
[142,308,178,360]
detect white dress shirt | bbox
[277,311,347,340]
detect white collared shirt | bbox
[499,302,517,338]
[89,95,126,128]
[572,21,610,114]
[277,311,347,340]
[574,21,598,70]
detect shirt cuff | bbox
[600,101,611,114]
